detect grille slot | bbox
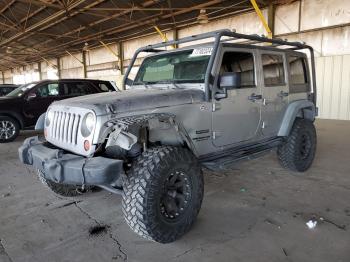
[49,111,81,145]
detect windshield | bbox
[133,48,212,86]
[6,83,36,97]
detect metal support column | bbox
[250,0,273,38]
[172,28,178,49]
[65,51,86,78]
[267,3,275,38]
[100,41,119,59]
[56,57,61,79]
[118,42,124,75]
[82,51,88,78]
[38,62,42,80]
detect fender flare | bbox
[278,100,316,137]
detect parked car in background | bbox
[0,84,19,96]
[0,79,117,142]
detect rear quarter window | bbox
[61,82,94,96]
[261,54,285,86]
[288,55,310,93]
[96,82,115,92]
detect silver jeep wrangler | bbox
[19,29,317,243]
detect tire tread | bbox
[122,146,203,243]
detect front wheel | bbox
[122,146,204,243]
[277,118,317,172]
[0,116,20,143]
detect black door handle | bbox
[248,93,263,101]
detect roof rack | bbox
[124,29,316,104]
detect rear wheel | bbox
[37,169,93,197]
[0,116,19,143]
[122,146,204,243]
[277,118,317,172]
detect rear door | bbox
[259,51,289,137]
[93,81,116,92]
[60,81,95,99]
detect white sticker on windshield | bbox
[190,47,213,57]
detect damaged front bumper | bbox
[18,136,123,190]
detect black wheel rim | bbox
[160,170,191,221]
[299,133,312,160]
[0,120,16,140]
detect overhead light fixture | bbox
[6,47,13,54]
[197,9,209,24]
[83,42,89,52]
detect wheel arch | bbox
[147,115,194,150]
[278,100,316,137]
[0,111,24,129]
[103,114,197,154]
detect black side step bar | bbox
[200,137,283,170]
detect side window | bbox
[98,83,111,92]
[261,54,285,86]
[36,83,59,97]
[61,83,70,96]
[220,52,255,87]
[62,82,94,96]
[289,56,308,85]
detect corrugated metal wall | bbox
[275,0,350,120]
[316,55,350,120]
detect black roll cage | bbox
[123,29,316,105]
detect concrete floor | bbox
[0,119,349,262]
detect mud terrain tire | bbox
[277,118,317,172]
[122,146,204,243]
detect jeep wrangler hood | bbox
[51,88,205,115]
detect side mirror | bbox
[219,72,241,90]
[26,92,37,101]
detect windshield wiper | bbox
[154,80,182,89]
[133,80,182,89]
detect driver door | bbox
[23,82,60,126]
[212,48,262,147]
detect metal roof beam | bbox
[28,0,226,57]
[12,0,162,53]
[0,0,15,17]
[16,0,62,9]
[0,2,54,37]
[0,0,86,47]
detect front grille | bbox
[49,111,81,145]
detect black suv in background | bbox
[0,79,117,142]
[0,84,19,96]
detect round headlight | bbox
[81,112,96,137]
[45,109,54,126]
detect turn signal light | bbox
[84,140,90,151]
